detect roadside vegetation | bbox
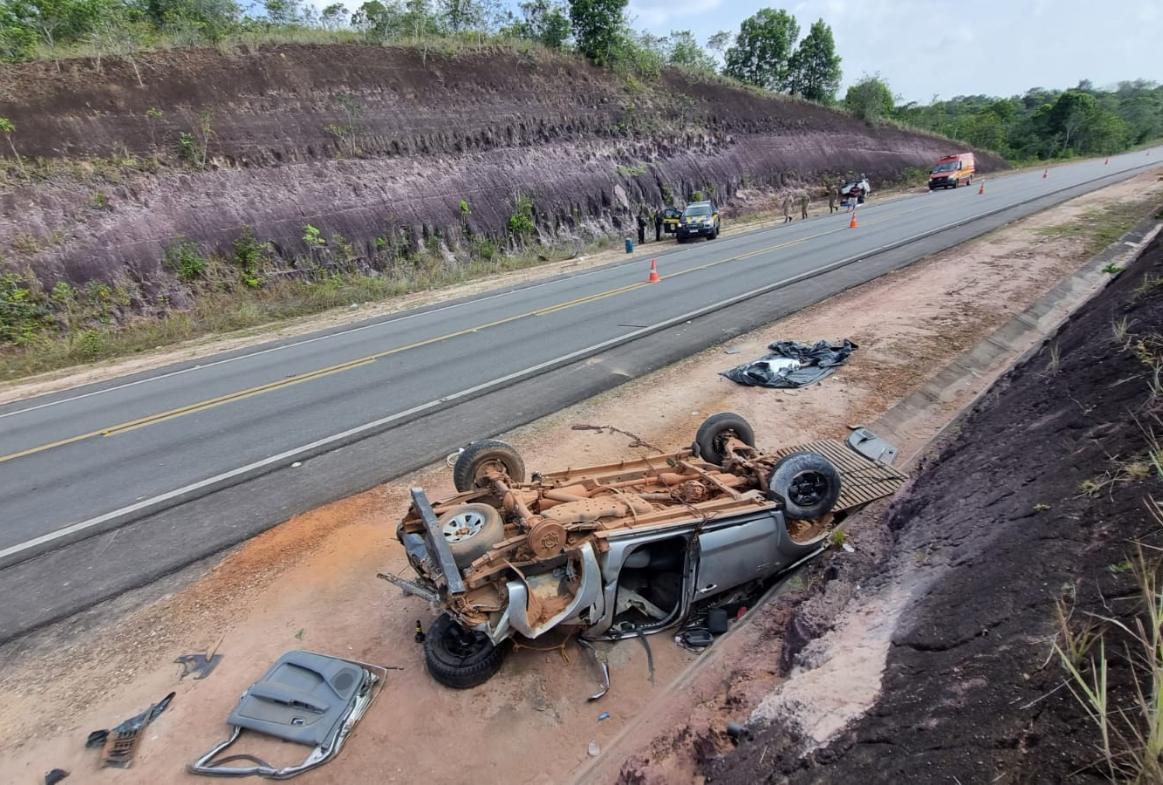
[1054,319,1163,782]
[0,231,622,380]
[1038,197,1163,258]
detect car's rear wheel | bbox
[768,452,841,520]
[453,439,526,492]
[694,412,756,465]
[424,613,505,689]
[439,503,505,569]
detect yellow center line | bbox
[0,202,923,465]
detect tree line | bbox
[841,73,1163,160]
[0,0,843,104]
[2,0,1159,162]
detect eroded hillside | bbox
[0,44,1003,309]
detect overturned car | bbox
[384,413,906,688]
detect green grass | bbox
[0,237,620,381]
[1038,196,1162,258]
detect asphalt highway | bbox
[0,149,1160,642]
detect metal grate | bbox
[771,440,908,513]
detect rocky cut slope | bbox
[0,43,1004,306]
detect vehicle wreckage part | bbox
[188,651,386,779]
[527,519,568,558]
[577,640,610,701]
[635,630,656,684]
[767,452,842,520]
[506,542,603,639]
[377,571,440,603]
[452,439,526,492]
[89,691,175,769]
[438,503,505,569]
[693,412,756,465]
[847,428,899,465]
[412,488,465,595]
[176,653,223,680]
[424,612,506,689]
[614,587,670,621]
[706,607,729,635]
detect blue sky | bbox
[625,0,1162,102]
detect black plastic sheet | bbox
[720,340,858,388]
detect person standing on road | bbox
[828,183,838,213]
[782,193,794,223]
[799,190,810,220]
[654,209,663,242]
[636,211,647,245]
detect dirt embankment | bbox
[705,233,1163,782]
[0,44,1003,308]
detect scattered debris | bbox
[44,769,69,784]
[636,630,656,685]
[720,339,857,388]
[570,423,663,453]
[188,651,387,780]
[578,639,610,701]
[706,608,729,636]
[677,629,714,650]
[414,619,426,643]
[87,692,175,769]
[175,653,223,680]
[725,721,750,742]
[598,712,610,722]
[588,740,601,757]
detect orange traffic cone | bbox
[1043,168,1048,179]
[978,182,985,195]
[647,259,660,283]
[848,210,858,229]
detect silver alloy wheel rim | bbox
[442,510,486,543]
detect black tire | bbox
[693,412,756,465]
[439,503,505,569]
[452,439,525,492]
[768,452,842,520]
[424,613,505,689]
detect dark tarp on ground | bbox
[720,340,858,388]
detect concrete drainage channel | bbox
[571,213,1163,782]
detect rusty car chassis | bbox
[384,413,906,688]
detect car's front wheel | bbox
[424,613,506,689]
